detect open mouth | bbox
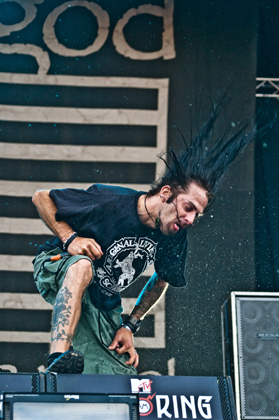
[174,221,181,232]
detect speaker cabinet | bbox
[222,292,279,420]
[0,372,44,394]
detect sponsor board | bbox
[51,374,226,419]
[129,376,223,419]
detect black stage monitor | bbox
[1,392,139,420]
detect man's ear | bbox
[160,185,172,201]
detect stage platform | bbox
[0,373,236,420]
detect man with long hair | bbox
[32,103,253,374]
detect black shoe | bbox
[45,350,84,374]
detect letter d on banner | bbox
[112,0,175,60]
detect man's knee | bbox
[65,258,93,290]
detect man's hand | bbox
[68,237,103,261]
[108,327,139,368]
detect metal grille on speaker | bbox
[236,297,279,419]
[3,403,10,420]
[218,376,237,420]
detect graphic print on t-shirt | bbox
[96,237,156,293]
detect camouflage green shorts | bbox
[33,247,137,375]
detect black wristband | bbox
[122,316,142,334]
[63,232,78,251]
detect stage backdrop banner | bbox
[0,0,258,375]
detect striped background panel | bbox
[0,75,169,370]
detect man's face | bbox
[159,182,208,236]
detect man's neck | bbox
[137,194,160,229]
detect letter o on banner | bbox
[43,0,110,57]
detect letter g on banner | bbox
[0,0,43,37]
[43,0,110,57]
[198,396,213,419]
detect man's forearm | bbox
[130,273,168,320]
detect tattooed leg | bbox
[51,286,73,345]
[50,258,93,353]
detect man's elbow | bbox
[32,190,49,207]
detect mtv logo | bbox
[131,378,153,393]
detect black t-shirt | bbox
[38,184,188,311]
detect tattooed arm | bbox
[108,273,168,368]
[130,273,168,319]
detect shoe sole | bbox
[46,351,84,374]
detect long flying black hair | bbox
[148,101,255,209]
